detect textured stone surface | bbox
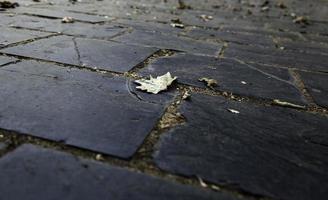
[0,61,170,158]
[154,94,328,200]
[224,43,328,72]
[0,144,233,200]
[8,15,127,40]
[0,27,50,47]
[139,53,305,104]
[113,30,221,56]
[299,71,328,108]
[1,35,158,73]
[0,56,17,66]
[14,7,110,23]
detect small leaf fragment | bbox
[182,91,191,100]
[228,109,240,114]
[62,16,75,23]
[199,77,218,88]
[273,99,306,109]
[197,176,208,188]
[135,72,177,94]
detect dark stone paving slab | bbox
[0,60,171,158]
[186,28,276,48]
[0,144,234,200]
[1,35,158,73]
[0,56,17,66]
[0,27,50,47]
[154,94,328,200]
[275,38,328,55]
[299,71,328,108]
[224,43,328,72]
[8,15,127,40]
[139,53,305,104]
[113,30,221,56]
[13,7,110,23]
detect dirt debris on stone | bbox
[199,77,218,88]
[170,23,184,29]
[273,99,306,109]
[182,91,191,100]
[0,1,19,8]
[177,0,191,10]
[197,176,208,188]
[199,14,213,22]
[62,16,75,23]
[276,2,287,9]
[135,72,177,94]
[95,154,104,161]
[293,16,309,25]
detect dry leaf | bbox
[135,72,177,94]
[199,77,218,87]
[62,16,74,23]
[273,99,305,109]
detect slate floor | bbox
[0,0,327,200]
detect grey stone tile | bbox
[139,53,305,104]
[0,27,50,47]
[299,71,328,108]
[8,15,127,39]
[1,35,158,73]
[0,60,171,158]
[14,7,110,23]
[113,30,221,56]
[224,43,328,72]
[154,94,328,200]
[0,144,235,200]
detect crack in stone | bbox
[234,58,296,86]
[72,37,83,66]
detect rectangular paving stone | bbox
[8,15,127,40]
[0,56,17,66]
[1,35,158,73]
[139,53,305,104]
[0,144,234,200]
[224,43,328,72]
[0,27,50,47]
[154,94,328,200]
[113,30,221,56]
[0,60,171,158]
[186,28,276,48]
[299,71,328,108]
[14,7,110,23]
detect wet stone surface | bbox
[113,30,221,56]
[154,94,328,200]
[139,53,305,104]
[0,56,17,66]
[0,144,234,200]
[299,71,328,108]
[0,27,50,47]
[7,15,127,40]
[224,43,328,72]
[1,35,159,73]
[0,60,172,158]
